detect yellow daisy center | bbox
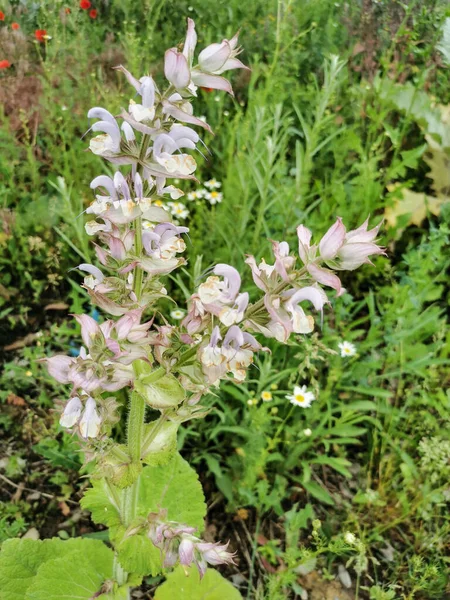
[294,394,305,403]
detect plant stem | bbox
[246,513,261,600]
[127,391,146,463]
[133,217,144,300]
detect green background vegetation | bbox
[0,0,449,598]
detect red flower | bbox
[201,87,215,93]
[0,59,11,69]
[0,11,5,21]
[89,8,97,18]
[35,29,47,42]
[11,22,20,30]
[79,0,91,9]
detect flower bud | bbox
[319,217,346,260]
[60,397,82,428]
[164,49,191,89]
[178,538,195,565]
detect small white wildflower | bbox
[61,105,68,111]
[205,191,223,205]
[344,532,357,545]
[167,202,189,219]
[199,115,207,122]
[261,391,273,402]
[187,190,203,201]
[303,428,312,436]
[338,341,357,357]
[170,309,185,320]
[223,110,230,116]
[214,96,221,102]
[204,179,222,190]
[286,385,315,408]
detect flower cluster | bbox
[44,17,384,580]
[47,309,151,436]
[45,18,252,435]
[148,514,236,577]
[187,179,223,205]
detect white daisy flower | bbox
[204,179,222,190]
[261,391,273,402]
[205,190,223,205]
[338,341,357,357]
[170,309,185,320]
[187,190,203,201]
[286,385,315,408]
[167,202,189,220]
[303,428,312,436]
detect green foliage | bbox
[115,534,161,578]
[1,0,450,597]
[0,538,114,600]
[82,452,206,534]
[154,566,242,600]
[138,453,206,532]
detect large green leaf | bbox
[82,453,206,535]
[138,453,206,532]
[26,545,113,600]
[116,454,206,576]
[116,532,162,576]
[80,477,122,529]
[0,538,113,600]
[154,566,242,600]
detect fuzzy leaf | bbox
[138,453,206,532]
[0,538,113,600]
[154,566,242,600]
[116,533,162,577]
[25,544,113,600]
[135,373,186,409]
[81,454,205,544]
[80,477,122,530]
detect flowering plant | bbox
[0,19,384,599]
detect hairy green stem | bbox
[127,391,146,463]
[132,217,144,300]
